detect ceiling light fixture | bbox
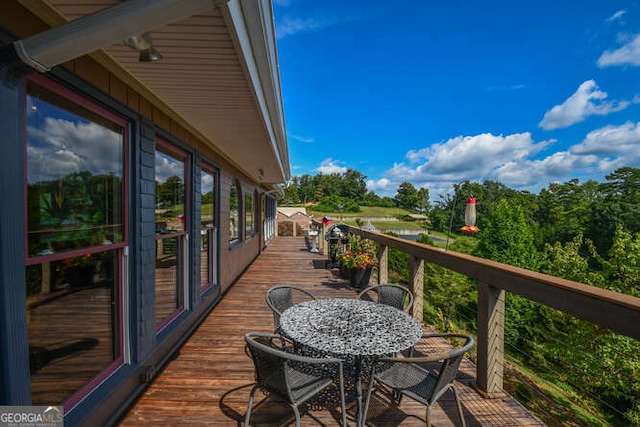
[124,33,162,62]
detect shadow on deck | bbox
[120,237,543,426]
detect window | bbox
[25,75,127,407]
[229,181,240,244]
[155,140,188,329]
[245,191,254,237]
[200,166,217,290]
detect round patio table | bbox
[280,298,422,426]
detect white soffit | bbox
[36,0,289,186]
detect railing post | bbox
[409,255,424,321]
[321,222,328,255]
[476,281,505,396]
[377,244,388,284]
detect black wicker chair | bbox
[364,333,475,426]
[244,332,347,427]
[358,284,414,313]
[266,285,317,332]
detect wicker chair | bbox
[358,284,414,313]
[244,332,347,427]
[364,333,475,426]
[266,285,316,332]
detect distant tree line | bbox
[280,168,430,212]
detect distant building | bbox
[276,207,311,236]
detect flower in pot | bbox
[339,234,377,288]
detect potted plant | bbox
[339,234,377,289]
[63,253,94,288]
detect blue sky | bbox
[273,0,640,198]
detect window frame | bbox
[23,73,129,410]
[200,163,218,291]
[154,138,190,331]
[245,190,255,238]
[229,179,242,246]
[24,74,130,266]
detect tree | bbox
[539,234,640,424]
[474,198,538,269]
[419,235,475,332]
[313,195,359,213]
[281,183,299,204]
[297,174,315,203]
[474,198,540,360]
[591,167,640,254]
[362,191,381,206]
[535,178,594,247]
[416,187,430,213]
[157,175,184,206]
[394,181,420,210]
[340,169,367,202]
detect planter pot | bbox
[339,263,349,279]
[65,266,93,288]
[349,267,372,289]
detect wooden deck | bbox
[119,237,543,426]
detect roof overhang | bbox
[9,0,290,187]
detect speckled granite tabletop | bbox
[280,298,422,357]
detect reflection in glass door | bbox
[154,140,188,330]
[200,167,218,291]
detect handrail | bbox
[343,225,640,339]
[314,220,640,396]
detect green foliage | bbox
[601,226,640,297]
[418,235,476,332]
[287,169,368,204]
[384,232,409,284]
[394,181,421,210]
[473,198,538,270]
[339,234,378,269]
[313,195,360,212]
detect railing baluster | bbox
[477,282,505,396]
[409,255,424,321]
[377,244,388,284]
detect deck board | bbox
[119,237,543,426]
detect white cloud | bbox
[568,121,640,172]
[317,158,347,174]
[155,151,185,184]
[606,10,627,22]
[597,33,640,67]
[538,80,631,130]
[570,121,640,155]
[276,16,322,39]
[373,122,640,197]
[27,117,123,183]
[485,84,526,92]
[366,178,392,193]
[405,132,547,177]
[493,152,598,187]
[499,123,640,186]
[373,132,550,196]
[289,133,315,143]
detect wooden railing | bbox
[318,222,640,396]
